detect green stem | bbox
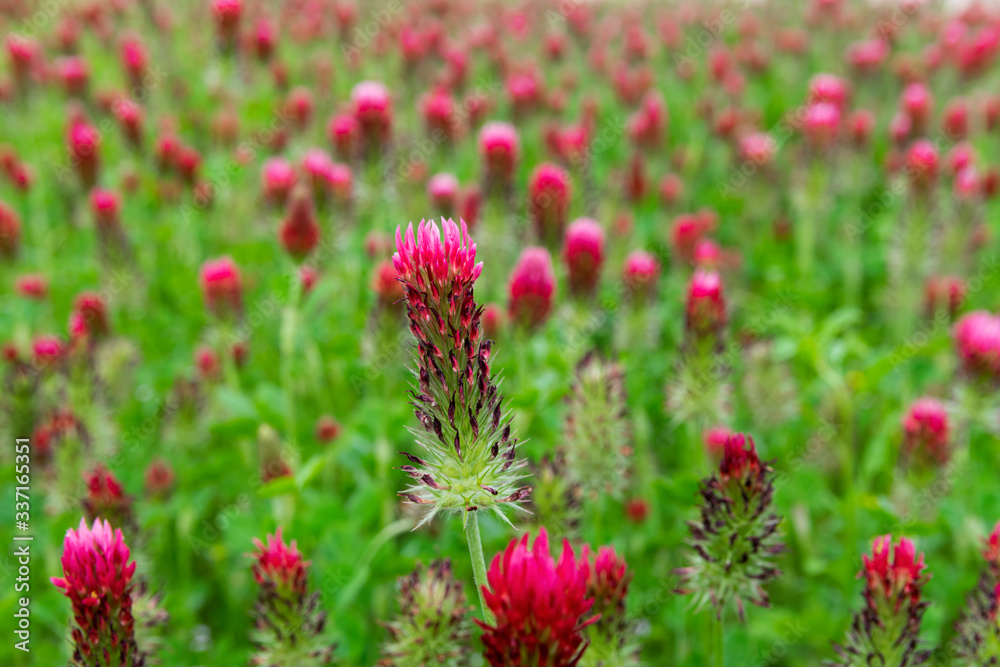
[466,513,495,626]
[712,614,725,667]
[280,274,303,450]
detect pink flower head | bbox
[51,518,140,665]
[659,173,683,206]
[954,311,1000,381]
[954,167,980,201]
[0,201,20,257]
[693,240,722,268]
[505,69,541,117]
[212,0,242,44]
[120,37,148,84]
[704,425,733,461]
[623,250,660,298]
[583,545,631,630]
[943,98,968,140]
[90,189,121,231]
[33,335,64,366]
[351,80,392,151]
[847,39,889,72]
[253,17,276,61]
[55,56,89,97]
[251,528,310,598]
[528,163,572,242]
[901,397,950,464]
[427,172,460,216]
[685,269,725,336]
[901,82,932,130]
[279,186,320,260]
[563,217,605,296]
[905,139,939,191]
[15,273,47,300]
[671,213,706,262]
[861,535,927,603]
[719,433,761,481]
[393,218,482,295]
[479,122,520,187]
[848,109,875,147]
[477,528,597,667]
[67,118,101,188]
[262,157,296,205]
[949,142,974,175]
[808,73,849,110]
[802,102,840,148]
[420,87,458,141]
[508,246,556,327]
[285,86,314,131]
[200,256,243,316]
[739,132,776,166]
[83,463,129,519]
[74,292,109,339]
[51,517,135,598]
[327,113,358,161]
[985,522,1000,565]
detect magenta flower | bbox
[279,186,321,260]
[905,139,939,191]
[528,163,572,243]
[249,528,336,665]
[954,311,1000,382]
[393,218,527,526]
[562,218,605,296]
[622,250,660,299]
[808,73,849,110]
[477,528,597,667]
[802,101,840,148]
[901,82,932,131]
[833,536,930,666]
[427,172,460,216]
[251,528,310,599]
[676,433,784,621]
[51,518,142,666]
[0,200,21,257]
[479,122,520,190]
[200,256,243,317]
[351,80,392,153]
[508,246,556,328]
[262,157,297,206]
[67,115,101,188]
[901,398,950,464]
[685,269,726,339]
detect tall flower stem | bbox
[466,513,495,626]
[280,274,303,450]
[713,615,725,667]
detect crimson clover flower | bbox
[393,218,529,528]
[832,535,931,666]
[51,518,143,667]
[477,528,598,667]
[676,433,784,621]
[249,529,336,666]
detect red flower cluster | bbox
[251,528,310,599]
[508,247,556,327]
[51,518,141,666]
[901,398,950,464]
[478,528,597,667]
[562,218,605,296]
